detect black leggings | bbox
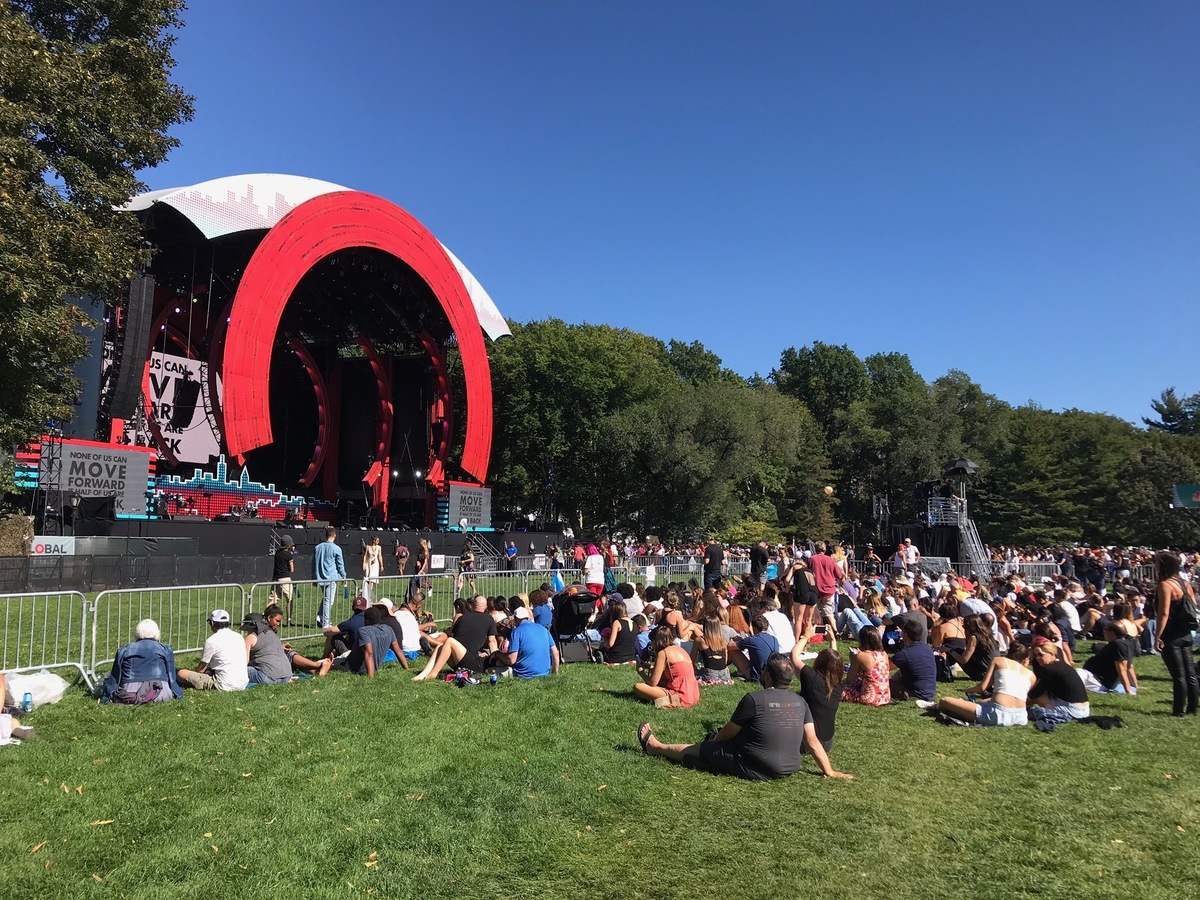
[1161,635,1198,716]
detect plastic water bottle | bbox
[21,692,33,713]
[489,672,498,685]
[342,583,350,600]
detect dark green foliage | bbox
[0,1,193,451]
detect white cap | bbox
[513,606,531,620]
[377,598,396,612]
[210,609,231,623]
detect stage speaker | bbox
[109,275,155,419]
[169,374,201,430]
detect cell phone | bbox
[815,625,828,634]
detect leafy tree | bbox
[0,1,194,450]
[664,339,742,386]
[1111,435,1200,548]
[771,342,869,440]
[1144,388,1199,436]
[486,319,677,532]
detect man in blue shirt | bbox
[505,607,559,678]
[730,614,780,683]
[313,526,347,627]
[889,618,937,701]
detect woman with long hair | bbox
[948,614,997,681]
[457,540,477,597]
[842,625,891,706]
[660,591,701,641]
[362,535,383,601]
[415,538,432,590]
[691,615,733,684]
[633,625,700,708]
[598,599,638,665]
[791,627,843,752]
[1155,550,1199,716]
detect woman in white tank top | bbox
[924,643,1034,726]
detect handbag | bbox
[1178,580,1200,631]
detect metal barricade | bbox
[0,590,92,689]
[91,583,248,678]
[243,577,361,642]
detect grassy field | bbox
[3,641,1199,900]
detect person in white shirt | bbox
[903,538,920,572]
[393,595,425,662]
[763,598,796,655]
[177,609,249,691]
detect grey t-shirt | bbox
[248,627,291,682]
[729,688,814,778]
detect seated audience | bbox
[245,605,333,684]
[178,609,249,692]
[333,605,406,678]
[730,614,780,682]
[791,627,843,752]
[1079,622,1136,694]
[322,596,369,657]
[633,626,700,708]
[637,655,851,781]
[842,625,891,706]
[691,615,733,684]
[1028,636,1090,725]
[597,600,638,665]
[949,614,997,682]
[101,618,183,704]
[411,595,499,681]
[926,643,1033,726]
[505,607,560,678]
[890,618,937,701]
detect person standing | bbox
[1154,550,1199,717]
[394,539,410,577]
[702,537,725,590]
[749,539,770,588]
[362,535,383,601]
[903,537,920,573]
[807,541,844,634]
[504,541,519,571]
[271,534,297,625]
[313,527,347,628]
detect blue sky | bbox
[152,1,1199,424]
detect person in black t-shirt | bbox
[702,538,725,589]
[411,595,498,681]
[271,535,297,624]
[1028,637,1090,724]
[1081,623,1136,694]
[791,628,844,752]
[637,655,851,781]
[749,539,770,587]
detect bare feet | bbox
[317,658,332,677]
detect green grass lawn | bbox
[3,644,1199,900]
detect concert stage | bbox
[31,174,509,537]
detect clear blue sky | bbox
[151,1,1199,424]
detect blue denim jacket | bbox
[101,639,184,702]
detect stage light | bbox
[414,469,423,479]
[391,469,399,477]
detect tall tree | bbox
[771,342,869,440]
[1144,388,1199,436]
[0,1,193,450]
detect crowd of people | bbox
[13,533,1193,780]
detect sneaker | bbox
[915,699,936,710]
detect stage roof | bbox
[124,173,511,341]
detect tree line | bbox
[471,319,1200,549]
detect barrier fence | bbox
[0,591,92,689]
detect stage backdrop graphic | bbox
[40,441,154,516]
[448,483,492,530]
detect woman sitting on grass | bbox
[841,625,891,707]
[597,599,638,665]
[924,642,1033,726]
[633,625,700,708]
[691,616,733,684]
[659,591,701,642]
[948,614,997,682]
[792,627,843,752]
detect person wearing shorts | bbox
[637,655,851,781]
[926,642,1035,726]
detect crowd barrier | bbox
[0,591,92,689]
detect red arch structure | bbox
[221,191,493,484]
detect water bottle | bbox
[342,583,349,600]
[21,692,33,713]
[489,672,498,686]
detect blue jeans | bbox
[837,608,872,635]
[318,582,338,626]
[247,666,291,685]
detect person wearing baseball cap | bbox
[321,596,370,658]
[177,609,248,692]
[504,604,559,678]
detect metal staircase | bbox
[928,498,996,578]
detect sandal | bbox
[637,721,654,754]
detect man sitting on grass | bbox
[322,595,369,657]
[729,614,779,682]
[637,655,852,781]
[505,606,560,678]
[332,605,407,677]
[411,595,499,681]
[889,618,937,701]
[245,604,332,684]
[178,609,249,692]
